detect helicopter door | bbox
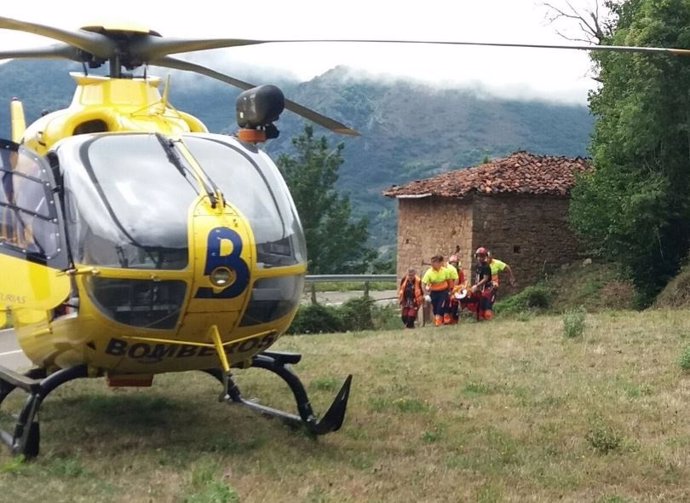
[0,139,70,324]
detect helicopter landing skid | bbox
[206,350,353,435]
[0,364,88,459]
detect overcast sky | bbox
[0,0,608,103]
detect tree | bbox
[569,0,690,305]
[277,124,376,274]
[542,0,617,43]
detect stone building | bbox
[383,151,591,291]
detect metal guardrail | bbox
[304,274,397,283]
[303,274,398,304]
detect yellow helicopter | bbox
[0,13,688,459]
[0,15,364,458]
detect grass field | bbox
[1,309,689,502]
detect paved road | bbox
[301,289,398,306]
[0,329,32,372]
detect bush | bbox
[371,304,402,331]
[585,418,622,454]
[543,261,636,312]
[287,296,403,335]
[495,285,551,315]
[654,264,690,309]
[339,296,375,331]
[286,304,344,334]
[679,347,690,372]
[563,307,586,338]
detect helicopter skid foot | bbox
[0,364,88,459]
[206,350,352,436]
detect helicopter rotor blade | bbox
[0,13,689,64]
[0,16,116,59]
[242,38,690,57]
[0,43,83,63]
[128,35,690,60]
[130,37,268,61]
[282,39,690,57]
[151,56,360,136]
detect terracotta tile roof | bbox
[383,151,592,198]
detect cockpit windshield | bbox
[57,134,199,269]
[181,134,307,268]
[55,133,306,271]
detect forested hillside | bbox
[0,61,593,251]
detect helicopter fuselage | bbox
[2,75,307,378]
[21,73,208,155]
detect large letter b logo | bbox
[195,227,250,299]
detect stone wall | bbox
[394,194,582,289]
[396,198,474,280]
[471,194,581,293]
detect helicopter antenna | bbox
[81,61,88,76]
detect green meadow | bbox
[1,309,689,502]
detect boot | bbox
[443,313,452,325]
[434,315,443,327]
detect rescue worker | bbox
[398,268,424,328]
[470,247,495,320]
[487,250,517,290]
[440,256,459,324]
[445,254,464,324]
[422,255,452,327]
[448,254,464,284]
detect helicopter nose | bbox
[183,202,254,328]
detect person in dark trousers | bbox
[446,254,464,324]
[471,247,495,320]
[422,255,452,327]
[398,268,424,328]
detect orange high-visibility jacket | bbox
[398,275,424,306]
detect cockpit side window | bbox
[0,140,66,267]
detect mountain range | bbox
[0,60,594,253]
